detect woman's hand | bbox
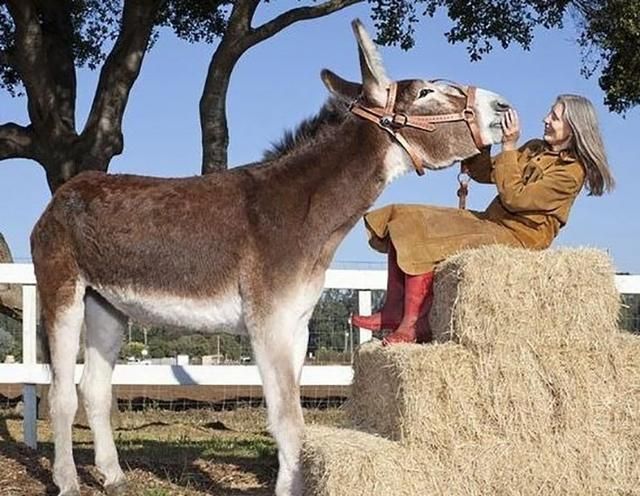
[501,109,520,151]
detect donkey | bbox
[31,19,510,496]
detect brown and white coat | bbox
[30,20,510,496]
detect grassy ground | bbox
[0,406,346,495]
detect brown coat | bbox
[364,140,586,274]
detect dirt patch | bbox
[0,407,345,495]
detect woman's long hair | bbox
[557,94,615,196]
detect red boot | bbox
[382,271,434,346]
[351,244,404,333]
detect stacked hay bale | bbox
[303,246,640,495]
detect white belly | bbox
[95,286,245,334]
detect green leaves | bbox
[577,0,640,113]
[368,0,640,112]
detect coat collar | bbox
[541,143,576,163]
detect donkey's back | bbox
[32,169,257,332]
[32,17,511,496]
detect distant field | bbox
[0,406,346,495]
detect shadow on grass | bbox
[1,436,277,495]
[118,437,277,494]
[0,410,64,495]
[0,439,60,495]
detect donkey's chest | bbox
[95,286,245,334]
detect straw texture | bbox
[303,247,639,495]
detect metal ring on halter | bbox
[380,115,394,128]
[462,108,476,121]
[391,113,409,127]
[457,170,470,186]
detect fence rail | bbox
[1,262,639,449]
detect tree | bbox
[120,340,146,361]
[370,0,640,113]
[0,232,21,320]
[0,0,164,191]
[0,0,362,189]
[2,1,638,187]
[309,289,357,354]
[0,326,15,361]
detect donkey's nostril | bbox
[493,99,511,111]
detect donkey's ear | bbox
[321,69,362,101]
[352,19,390,106]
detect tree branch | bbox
[199,0,363,173]
[0,122,36,160]
[5,0,58,131]
[0,49,11,67]
[226,0,260,40]
[199,1,261,174]
[35,0,78,131]
[81,0,163,166]
[249,0,364,46]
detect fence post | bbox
[357,290,372,345]
[22,284,38,449]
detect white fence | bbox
[1,262,640,450]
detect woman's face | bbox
[543,102,572,150]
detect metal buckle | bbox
[462,108,476,121]
[457,170,470,186]
[380,113,409,129]
[380,115,394,128]
[391,113,409,127]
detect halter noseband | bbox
[349,82,486,176]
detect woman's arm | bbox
[493,153,583,213]
[461,148,494,184]
[494,109,583,212]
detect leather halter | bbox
[349,82,486,176]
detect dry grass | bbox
[429,246,620,351]
[304,425,640,496]
[0,407,346,496]
[304,246,640,495]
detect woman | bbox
[351,94,615,345]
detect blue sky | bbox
[1,2,638,272]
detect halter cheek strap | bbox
[350,82,486,176]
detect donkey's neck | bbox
[251,118,410,272]
[268,118,390,222]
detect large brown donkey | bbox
[31,20,510,496]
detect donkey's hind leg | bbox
[249,310,311,496]
[43,279,86,496]
[79,290,127,495]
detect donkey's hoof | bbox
[105,480,128,495]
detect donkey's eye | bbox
[418,88,434,99]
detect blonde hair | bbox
[557,94,614,196]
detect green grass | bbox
[0,406,346,495]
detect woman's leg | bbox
[382,271,434,346]
[351,243,404,332]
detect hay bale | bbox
[429,246,620,352]
[306,248,640,495]
[303,426,640,496]
[347,341,623,447]
[614,333,640,429]
[303,425,437,496]
[473,346,620,438]
[346,341,483,448]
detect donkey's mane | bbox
[262,97,351,161]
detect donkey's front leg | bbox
[250,315,310,496]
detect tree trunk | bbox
[200,42,244,174]
[1,0,162,192]
[199,0,363,174]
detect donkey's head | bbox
[322,19,511,175]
